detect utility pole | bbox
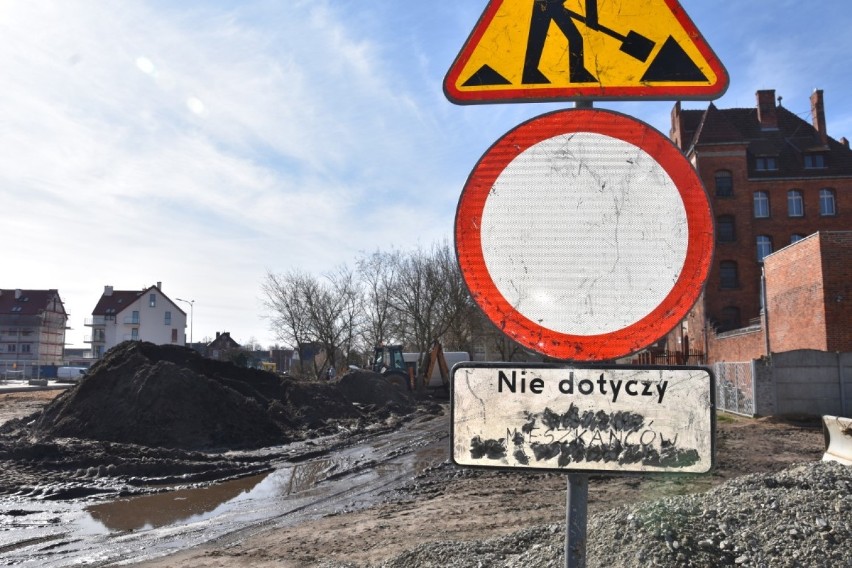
[175,298,195,346]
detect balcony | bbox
[84,334,105,344]
[84,317,108,327]
[123,316,140,325]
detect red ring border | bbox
[455,108,713,361]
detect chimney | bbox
[104,285,114,296]
[216,331,221,339]
[669,101,684,150]
[811,89,828,144]
[156,281,162,290]
[841,137,849,149]
[756,90,778,130]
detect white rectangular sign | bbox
[452,364,715,474]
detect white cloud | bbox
[2,0,851,350]
[0,0,463,348]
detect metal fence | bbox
[633,349,706,366]
[0,361,67,381]
[714,361,756,416]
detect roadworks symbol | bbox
[444,0,728,103]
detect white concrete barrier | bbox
[822,415,852,466]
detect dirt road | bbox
[0,392,825,568]
[131,414,824,568]
[0,390,64,424]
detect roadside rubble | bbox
[316,460,851,568]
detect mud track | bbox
[0,404,448,567]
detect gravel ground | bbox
[317,460,850,568]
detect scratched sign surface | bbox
[452,364,714,474]
[444,0,729,103]
[455,108,713,361]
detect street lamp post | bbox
[175,298,195,346]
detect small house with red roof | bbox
[85,282,186,359]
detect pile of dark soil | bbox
[336,370,416,414]
[26,342,413,451]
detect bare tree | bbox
[481,318,528,361]
[389,240,476,365]
[262,267,361,379]
[434,240,479,353]
[357,249,403,351]
[261,270,313,376]
[302,265,361,376]
[263,240,490,377]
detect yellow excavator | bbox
[371,340,450,392]
[371,344,412,390]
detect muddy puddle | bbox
[81,459,340,533]
[0,411,449,567]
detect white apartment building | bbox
[0,289,67,369]
[85,282,186,359]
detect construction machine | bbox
[371,340,453,393]
[371,344,413,390]
[419,340,451,393]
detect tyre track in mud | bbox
[0,410,450,567]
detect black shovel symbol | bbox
[522,0,655,84]
[570,0,656,62]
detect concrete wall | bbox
[767,350,852,418]
[753,358,777,417]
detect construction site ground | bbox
[0,385,824,568]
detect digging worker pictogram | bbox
[522,0,656,85]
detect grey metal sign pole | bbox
[566,474,589,567]
[563,98,593,568]
[452,364,715,567]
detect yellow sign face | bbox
[444,0,728,103]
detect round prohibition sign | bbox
[455,108,713,361]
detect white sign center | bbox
[480,132,688,336]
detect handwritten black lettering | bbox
[469,406,699,469]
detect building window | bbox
[21,344,31,353]
[753,191,770,218]
[172,329,178,343]
[755,156,778,171]
[804,153,827,169]
[719,307,742,332]
[165,311,172,325]
[131,310,140,325]
[714,170,733,197]
[820,188,836,216]
[716,215,736,242]
[131,328,139,340]
[787,190,804,217]
[6,344,15,352]
[719,261,739,289]
[149,294,156,307]
[757,235,773,262]
[791,234,806,244]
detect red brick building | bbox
[666,89,852,357]
[764,232,852,353]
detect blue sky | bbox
[2,0,851,350]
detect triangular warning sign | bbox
[444,0,729,104]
